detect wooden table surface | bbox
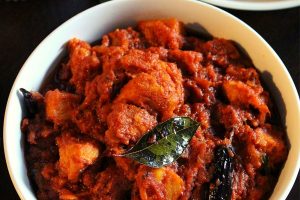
[0,0,299,199]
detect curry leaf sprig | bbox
[117,117,200,168]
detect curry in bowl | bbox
[20,19,288,200]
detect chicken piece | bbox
[103,87,156,153]
[105,103,157,148]
[107,27,145,49]
[146,47,169,61]
[133,166,184,200]
[72,107,105,142]
[245,143,263,172]
[93,46,126,72]
[234,124,287,176]
[226,65,261,87]
[91,48,167,107]
[45,89,80,125]
[138,19,184,49]
[115,62,183,120]
[96,47,166,76]
[204,38,240,67]
[92,46,127,104]
[216,103,243,130]
[179,134,215,200]
[215,103,263,131]
[56,132,99,182]
[253,125,287,166]
[223,80,270,123]
[92,166,131,200]
[120,49,162,76]
[216,102,264,130]
[168,50,203,75]
[67,38,101,94]
[93,48,178,105]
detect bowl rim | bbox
[3,0,300,199]
[199,0,300,11]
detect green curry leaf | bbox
[119,117,200,168]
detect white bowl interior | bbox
[4,0,300,199]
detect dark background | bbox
[0,0,299,199]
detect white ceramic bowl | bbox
[4,0,300,199]
[199,0,300,11]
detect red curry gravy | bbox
[21,19,288,200]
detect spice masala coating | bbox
[21,19,288,200]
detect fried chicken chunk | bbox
[132,166,184,200]
[168,50,203,75]
[138,19,184,49]
[67,38,101,94]
[115,61,183,120]
[45,89,80,125]
[223,80,270,122]
[105,103,157,148]
[56,132,99,182]
[106,27,144,49]
[104,103,157,180]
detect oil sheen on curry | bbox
[21,19,288,200]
